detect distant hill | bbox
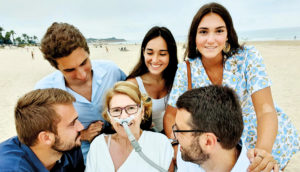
[86,37,126,43]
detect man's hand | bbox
[247,148,279,172]
[80,121,104,143]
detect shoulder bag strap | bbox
[185,60,192,90]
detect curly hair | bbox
[102,81,152,126]
[40,22,89,69]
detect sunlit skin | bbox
[106,94,144,170]
[56,47,103,142]
[144,36,170,76]
[29,103,84,170]
[127,36,170,100]
[196,13,227,61]
[196,13,278,172]
[52,103,84,151]
[108,94,143,138]
[56,47,92,92]
[164,12,279,172]
[174,108,198,158]
[175,109,242,172]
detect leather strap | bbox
[185,60,192,90]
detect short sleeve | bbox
[112,62,127,81]
[244,46,272,95]
[168,62,189,107]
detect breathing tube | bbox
[109,105,167,172]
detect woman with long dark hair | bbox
[164,2,299,171]
[127,26,178,132]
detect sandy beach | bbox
[0,41,299,170]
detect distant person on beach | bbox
[163,2,299,170]
[105,46,109,53]
[127,26,178,132]
[175,86,276,171]
[0,88,85,171]
[35,22,126,163]
[31,50,34,59]
[85,81,173,171]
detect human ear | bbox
[37,131,54,146]
[199,133,218,151]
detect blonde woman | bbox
[85,81,173,171]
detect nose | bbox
[119,109,130,119]
[151,53,160,63]
[207,33,215,43]
[76,68,87,81]
[76,120,84,132]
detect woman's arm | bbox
[247,86,278,171]
[163,105,177,139]
[251,86,277,152]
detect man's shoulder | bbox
[64,146,83,159]
[91,60,120,70]
[60,147,85,171]
[0,136,22,154]
[91,60,126,80]
[35,71,63,89]
[0,137,33,171]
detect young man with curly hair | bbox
[35,22,126,162]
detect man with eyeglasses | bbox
[173,85,250,172]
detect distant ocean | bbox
[238,27,300,41]
[124,27,300,44]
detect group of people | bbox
[0,2,299,172]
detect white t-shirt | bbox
[177,142,250,172]
[85,131,173,172]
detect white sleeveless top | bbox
[136,77,167,132]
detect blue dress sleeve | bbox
[168,62,189,107]
[244,46,272,95]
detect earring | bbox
[223,41,231,53]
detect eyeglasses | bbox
[108,104,141,117]
[172,124,221,142]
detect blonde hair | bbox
[102,81,152,124]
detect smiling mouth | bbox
[205,46,217,49]
[150,64,162,68]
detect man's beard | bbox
[181,136,209,165]
[51,132,81,153]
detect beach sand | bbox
[0,41,299,170]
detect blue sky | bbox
[1,0,300,41]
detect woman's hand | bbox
[247,148,279,172]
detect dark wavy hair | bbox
[185,2,242,59]
[40,22,89,69]
[127,26,178,93]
